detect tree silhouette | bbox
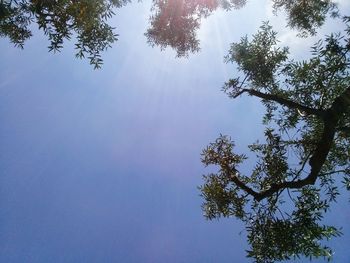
[200,18,350,262]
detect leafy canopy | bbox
[200,18,350,262]
[0,0,339,66]
[0,0,129,68]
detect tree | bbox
[0,0,129,68]
[200,18,350,262]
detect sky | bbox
[0,0,350,262]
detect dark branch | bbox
[320,170,348,176]
[225,169,260,198]
[255,120,336,201]
[235,88,325,118]
[226,120,336,201]
[228,86,350,201]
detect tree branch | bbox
[226,120,336,201]
[227,86,350,202]
[225,170,260,198]
[319,170,348,176]
[254,120,336,201]
[235,88,325,118]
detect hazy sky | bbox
[0,1,349,262]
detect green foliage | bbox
[0,0,32,48]
[146,0,338,56]
[145,0,247,57]
[272,0,339,36]
[0,0,339,64]
[0,0,129,68]
[246,187,342,262]
[200,18,350,262]
[224,22,289,88]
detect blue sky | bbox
[0,0,350,262]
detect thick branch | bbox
[255,120,336,201]
[235,88,325,118]
[229,86,350,201]
[226,171,260,198]
[226,120,336,202]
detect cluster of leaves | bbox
[0,0,129,68]
[246,186,342,262]
[272,0,339,36]
[200,18,350,262]
[146,0,246,57]
[224,22,289,89]
[146,0,338,56]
